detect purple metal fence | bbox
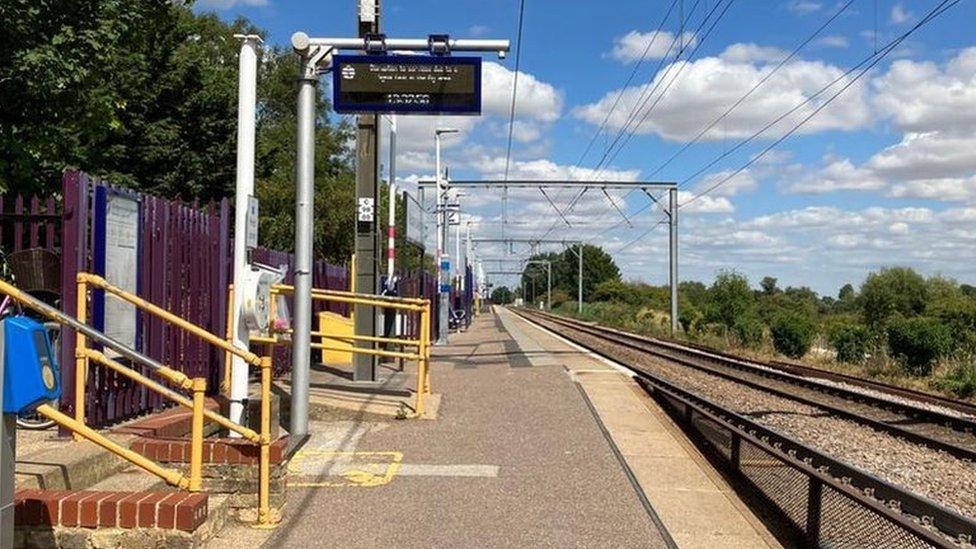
[0,194,60,254]
[59,170,232,427]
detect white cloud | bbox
[696,169,758,197]
[610,30,697,63]
[676,191,735,213]
[719,43,789,64]
[574,45,871,142]
[787,1,822,14]
[868,132,976,181]
[481,62,562,122]
[469,156,639,182]
[888,177,976,201]
[873,47,976,134]
[196,0,267,7]
[787,157,886,194]
[468,25,490,37]
[890,3,912,24]
[816,35,849,48]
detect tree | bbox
[551,245,620,302]
[760,276,779,296]
[0,2,254,199]
[704,271,754,331]
[491,286,514,304]
[859,267,928,329]
[770,312,817,359]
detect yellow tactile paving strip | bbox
[501,308,782,549]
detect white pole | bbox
[455,211,462,291]
[229,35,260,434]
[435,132,447,343]
[387,115,397,280]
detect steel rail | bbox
[526,311,976,457]
[514,308,976,546]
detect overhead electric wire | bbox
[571,0,680,171]
[682,0,961,208]
[646,0,856,178]
[591,0,736,180]
[588,0,709,179]
[531,0,705,243]
[502,0,527,183]
[585,0,952,249]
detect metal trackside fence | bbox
[638,376,975,548]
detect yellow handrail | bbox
[263,286,433,417]
[74,273,276,527]
[36,404,190,490]
[79,273,263,366]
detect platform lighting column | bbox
[229,34,261,434]
[434,128,458,343]
[669,186,679,335]
[289,49,318,442]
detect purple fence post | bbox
[58,170,89,435]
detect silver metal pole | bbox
[578,242,583,315]
[669,187,679,335]
[290,58,317,442]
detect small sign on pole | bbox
[245,196,259,250]
[357,197,375,222]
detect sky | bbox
[197,0,976,296]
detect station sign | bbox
[332,54,482,115]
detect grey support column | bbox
[290,60,317,442]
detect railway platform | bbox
[214,307,779,548]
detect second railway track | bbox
[514,307,976,546]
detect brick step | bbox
[15,489,208,532]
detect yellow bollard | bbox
[74,277,88,441]
[188,377,206,492]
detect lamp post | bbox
[435,128,459,343]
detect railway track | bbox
[521,309,976,462]
[513,307,976,548]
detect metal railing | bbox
[0,274,277,528]
[257,284,433,416]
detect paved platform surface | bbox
[213,307,778,548]
[228,308,672,548]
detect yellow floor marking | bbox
[288,450,403,488]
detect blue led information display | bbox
[332,55,482,115]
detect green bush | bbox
[678,307,702,334]
[828,323,870,363]
[887,316,952,376]
[770,313,817,359]
[935,362,976,398]
[732,315,764,349]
